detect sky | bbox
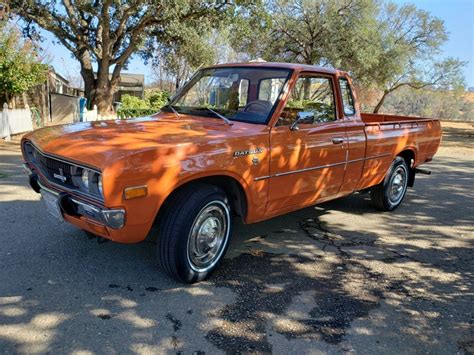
[41,0,474,88]
[392,0,474,88]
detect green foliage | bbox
[145,89,170,109]
[231,0,379,66]
[117,107,158,119]
[147,18,220,89]
[361,3,466,112]
[30,106,42,127]
[117,90,170,118]
[11,0,233,113]
[119,95,149,110]
[231,0,466,112]
[0,25,47,105]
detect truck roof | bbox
[207,61,344,75]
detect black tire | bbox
[83,231,109,243]
[157,183,232,283]
[371,157,409,211]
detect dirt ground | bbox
[439,120,474,151]
[0,121,472,354]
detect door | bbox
[267,73,347,213]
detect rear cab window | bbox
[258,78,287,104]
[339,78,356,116]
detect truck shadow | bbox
[206,154,473,352]
[0,146,472,353]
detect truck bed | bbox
[361,113,439,124]
[354,113,442,191]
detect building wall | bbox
[50,93,80,124]
[0,69,84,127]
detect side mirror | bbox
[290,111,314,131]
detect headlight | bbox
[81,169,89,189]
[72,167,103,198]
[98,175,103,195]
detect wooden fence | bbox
[0,103,33,140]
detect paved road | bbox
[0,141,472,354]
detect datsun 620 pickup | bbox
[22,62,442,282]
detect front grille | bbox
[37,153,74,186]
[24,142,77,190]
[23,141,103,202]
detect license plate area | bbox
[41,189,64,222]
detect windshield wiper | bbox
[205,107,234,126]
[164,103,180,118]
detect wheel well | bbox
[158,175,248,221]
[397,149,416,187]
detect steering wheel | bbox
[243,100,272,115]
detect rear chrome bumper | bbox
[24,164,126,230]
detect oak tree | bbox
[367,3,465,112]
[11,0,230,114]
[231,0,465,113]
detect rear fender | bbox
[396,149,416,187]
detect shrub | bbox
[119,95,149,110]
[117,90,170,118]
[146,89,170,109]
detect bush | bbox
[117,90,170,118]
[119,95,149,110]
[117,108,158,119]
[146,89,170,109]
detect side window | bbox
[258,78,286,104]
[339,78,355,116]
[278,75,336,126]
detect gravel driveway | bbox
[0,124,472,354]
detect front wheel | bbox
[157,184,232,283]
[371,157,409,211]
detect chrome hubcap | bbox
[389,166,407,204]
[187,201,229,272]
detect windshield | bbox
[165,67,292,124]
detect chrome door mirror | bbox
[290,111,314,131]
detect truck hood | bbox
[25,113,262,171]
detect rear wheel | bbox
[371,157,409,211]
[157,184,232,283]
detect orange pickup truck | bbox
[21,62,442,282]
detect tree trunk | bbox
[78,48,96,109]
[82,78,116,116]
[82,71,95,108]
[77,47,116,115]
[93,86,115,115]
[373,90,389,113]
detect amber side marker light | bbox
[124,185,148,200]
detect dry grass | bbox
[439,120,474,153]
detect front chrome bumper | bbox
[24,164,125,229]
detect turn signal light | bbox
[124,185,148,200]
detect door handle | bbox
[332,137,344,144]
